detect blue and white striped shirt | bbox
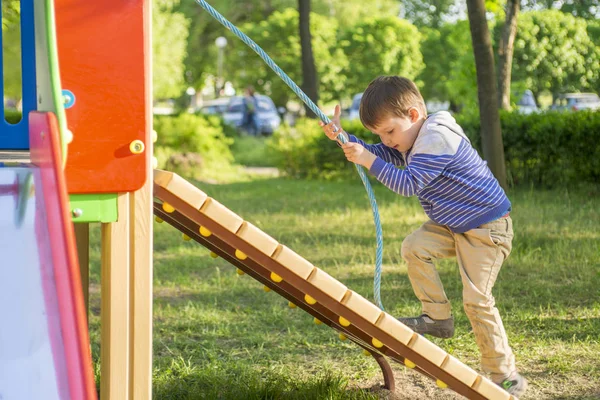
[349,111,510,233]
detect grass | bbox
[229,135,278,167]
[86,176,600,399]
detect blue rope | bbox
[194,0,385,310]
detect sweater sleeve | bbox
[347,134,405,167]
[368,134,455,197]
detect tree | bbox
[497,0,520,110]
[522,0,600,19]
[512,10,599,100]
[419,22,477,111]
[400,0,458,28]
[466,0,507,188]
[298,0,319,118]
[226,9,348,107]
[177,0,397,92]
[153,0,190,99]
[339,16,424,98]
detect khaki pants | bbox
[401,216,515,381]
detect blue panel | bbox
[0,0,37,150]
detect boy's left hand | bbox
[342,142,377,169]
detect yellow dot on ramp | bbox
[235,250,247,260]
[270,272,283,283]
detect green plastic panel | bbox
[69,193,118,223]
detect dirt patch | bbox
[360,367,464,400]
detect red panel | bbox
[56,0,149,193]
[29,111,98,400]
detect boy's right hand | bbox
[319,104,348,143]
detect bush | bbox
[456,110,600,187]
[4,110,22,124]
[267,118,378,179]
[270,111,600,187]
[153,113,234,179]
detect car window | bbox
[256,97,275,112]
[576,95,599,104]
[227,96,275,112]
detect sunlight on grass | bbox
[87,177,600,399]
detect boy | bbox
[320,76,527,397]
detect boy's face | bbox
[368,108,423,152]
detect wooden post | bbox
[129,180,153,399]
[101,193,131,400]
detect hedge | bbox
[268,110,600,187]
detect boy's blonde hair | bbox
[359,76,427,129]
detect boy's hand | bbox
[319,104,348,143]
[342,142,377,169]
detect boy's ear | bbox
[409,107,420,123]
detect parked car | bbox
[550,93,600,112]
[196,98,230,116]
[344,93,363,120]
[516,89,539,114]
[222,95,281,135]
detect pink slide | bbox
[0,112,96,400]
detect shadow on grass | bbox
[153,365,379,400]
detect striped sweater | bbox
[349,111,510,233]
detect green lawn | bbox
[87,176,600,399]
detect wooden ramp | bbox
[153,169,515,400]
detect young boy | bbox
[320,76,527,397]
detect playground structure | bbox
[0,0,517,399]
[1,0,152,399]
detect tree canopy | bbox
[512,10,599,98]
[339,16,424,98]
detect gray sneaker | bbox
[497,373,528,398]
[397,314,455,339]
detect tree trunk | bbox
[465,0,508,189]
[497,0,520,110]
[298,0,319,118]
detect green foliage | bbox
[176,0,397,90]
[2,3,22,99]
[230,136,278,167]
[418,22,477,109]
[339,17,424,98]
[456,110,600,186]
[267,118,376,179]
[512,10,600,98]
[153,0,190,99]
[4,110,22,124]
[1,0,19,31]
[270,111,600,187]
[400,0,457,28]
[153,113,234,179]
[227,9,347,106]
